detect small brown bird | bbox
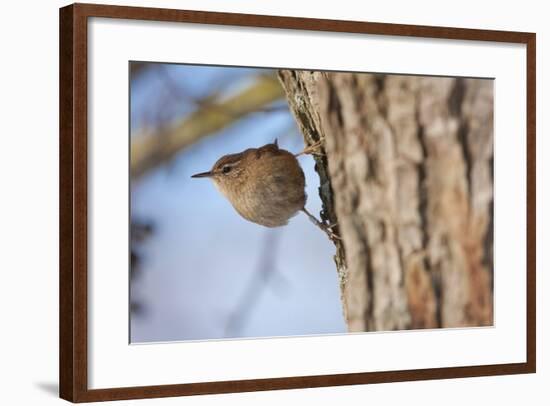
[192,140,338,239]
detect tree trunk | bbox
[278,70,493,332]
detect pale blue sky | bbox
[130,63,346,342]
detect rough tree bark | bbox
[279,70,493,331]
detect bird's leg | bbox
[301,207,341,241]
[295,138,325,157]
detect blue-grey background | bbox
[130,63,346,343]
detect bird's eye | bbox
[222,165,232,174]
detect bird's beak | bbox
[191,171,213,178]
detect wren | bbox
[192,140,339,240]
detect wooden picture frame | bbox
[59,3,536,402]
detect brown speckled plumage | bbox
[192,141,306,227]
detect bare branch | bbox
[130,62,150,80]
[131,74,285,178]
[225,230,285,337]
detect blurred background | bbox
[130,62,346,343]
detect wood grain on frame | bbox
[59,3,536,402]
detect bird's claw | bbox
[295,139,325,157]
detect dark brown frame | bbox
[59,3,536,402]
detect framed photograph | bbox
[59,3,536,402]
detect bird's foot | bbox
[320,222,341,241]
[295,138,325,157]
[301,208,341,242]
